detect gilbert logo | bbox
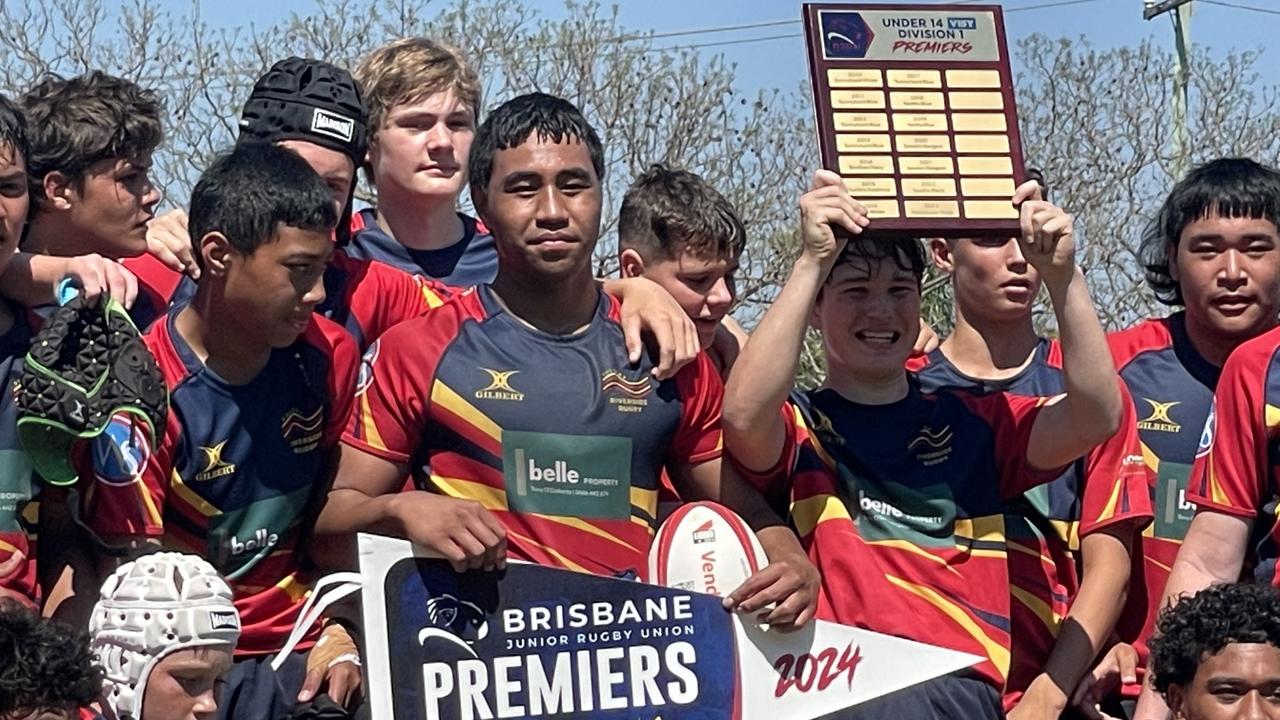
[1139,399,1182,433]
[195,441,237,482]
[230,528,279,556]
[310,108,354,142]
[208,610,240,631]
[907,425,953,465]
[475,369,524,402]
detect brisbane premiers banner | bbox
[358,534,980,720]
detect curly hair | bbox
[19,71,163,215]
[1139,158,1280,307]
[0,599,103,715]
[1150,582,1280,694]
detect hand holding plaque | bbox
[804,3,1028,236]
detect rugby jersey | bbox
[121,253,196,332]
[347,208,496,288]
[319,248,448,352]
[1190,323,1280,584]
[911,341,1151,704]
[81,308,358,655]
[756,384,1064,690]
[0,303,36,606]
[344,285,724,577]
[1107,313,1219,685]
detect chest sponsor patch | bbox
[501,431,632,520]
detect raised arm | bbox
[1019,183,1123,470]
[722,170,869,472]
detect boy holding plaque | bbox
[722,170,1121,717]
[909,178,1152,718]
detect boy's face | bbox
[477,132,602,280]
[278,140,355,215]
[932,236,1040,324]
[1167,642,1280,720]
[0,143,28,273]
[1172,213,1280,343]
[813,256,921,383]
[217,223,331,349]
[63,155,160,258]
[627,249,737,349]
[368,88,474,204]
[141,645,234,720]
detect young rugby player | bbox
[75,144,362,718]
[1148,582,1280,720]
[1074,159,1280,720]
[911,181,1152,717]
[0,600,103,720]
[318,92,819,626]
[722,171,1122,717]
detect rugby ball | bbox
[648,501,769,596]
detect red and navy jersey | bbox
[121,253,196,332]
[318,248,449,352]
[345,285,724,577]
[755,384,1063,690]
[1106,313,1219,681]
[1190,324,1280,584]
[80,308,359,656]
[911,340,1152,705]
[0,304,37,606]
[346,208,497,288]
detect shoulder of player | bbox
[936,384,1049,425]
[368,288,485,353]
[1221,324,1280,379]
[121,253,185,302]
[1107,316,1175,368]
[140,315,195,389]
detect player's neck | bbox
[1182,310,1276,368]
[375,190,464,251]
[23,215,106,259]
[823,364,910,405]
[490,266,599,336]
[176,289,272,384]
[939,307,1040,380]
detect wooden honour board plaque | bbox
[804,3,1027,236]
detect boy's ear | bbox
[199,232,233,277]
[928,238,954,273]
[618,248,647,279]
[1167,241,1181,283]
[41,171,75,211]
[1165,684,1187,720]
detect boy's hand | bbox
[392,492,508,573]
[799,170,869,265]
[146,208,199,279]
[723,550,820,631]
[299,621,362,708]
[62,254,139,309]
[1073,642,1139,719]
[612,276,700,380]
[1014,180,1075,289]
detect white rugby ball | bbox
[648,501,768,596]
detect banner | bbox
[359,534,980,719]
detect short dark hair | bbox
[468,92,605,199]
[1150,582,1280,695]
[0,94,27,168]
[0,600,103,716]
[830,237,927,288]
[20,71,163,214]
[1141,158,1280,306]
[618,164,746,262]
[189,143,337,266]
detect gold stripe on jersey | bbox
[867,538,961,572]
[277,572,311,603]
[434,475,646,555]
[1007,539,1048,562]
[792,493,852,537]
[1140,441,1159,472]
[169,469,219,519]
[1266,404,1280,430]
[358,393,387,451]
[630,486,659,524]
[431,380,502,444]
[1011,584,1063,633]
[508,528,590,574]
[1049,519,1081,552]
[0,537,17,554]
[954,515,1007,557]
[886,573,1012,677]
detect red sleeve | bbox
[1080,381,1155,536]
[667,352,725,467]
[1188,342,1272,518]
[312,316,360,445]
[80,410,178,538]
[122,254,184,306]
[342,313,454,463]
[966,391,1062,499]
[339,252,451,345]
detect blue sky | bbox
[184,0,1279,93]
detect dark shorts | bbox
[819,673,1005,720]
